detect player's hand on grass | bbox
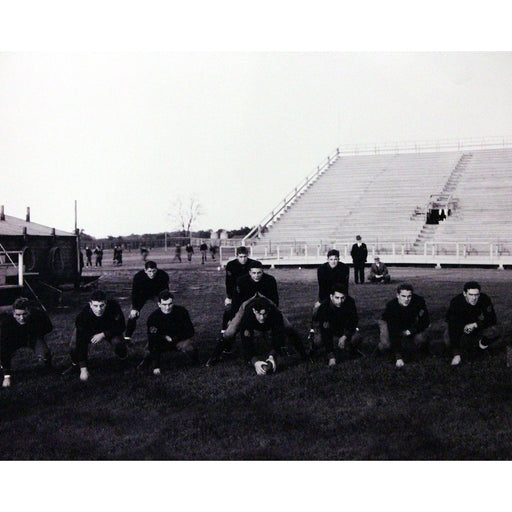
[128,309,140,319]
[254,361,267,375]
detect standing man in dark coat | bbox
[445,281,500,366]
[125,260,170,341]
[85,246,93,267]
[200,241,208,264]
[185,243,194,262]
[350,235,368,284]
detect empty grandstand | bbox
[239,138,512,267]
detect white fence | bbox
[219,241,512,268]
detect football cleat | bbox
[478,338,489,350]
[265,355,277,374]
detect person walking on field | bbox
[186,243,194,262]
[94,245,103,267]
[174,243,182,263]
[350,235,368,284]
[85,246,93,267]
[200,241,208,264]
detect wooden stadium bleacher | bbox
[243,142,512,266]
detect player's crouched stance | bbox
[377,283,430,368]
[444,281,501,367]
[207,296,310,372]
[66,290,128,382]
[312,283,363,367]
[144,290,198,376]
[1,297,54,388]
[238,297,294,376]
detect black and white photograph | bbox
[1,2,511,511]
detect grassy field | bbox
[2,248,512,460]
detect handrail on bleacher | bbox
[243,147,341,242]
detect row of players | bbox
[0,247,502,387]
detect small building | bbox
[0,206,80,305]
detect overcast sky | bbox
[1,11,511,239]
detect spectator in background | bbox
[113,244,123,266]
[85,246,93,267]
[140,244,149,262]
[200,241,208,264]
[368,256,391,284]
[186,243,194,262]
[174,243,182,263]
[209,243,217,261]
[94,245,103,267]
[350,235,368,284]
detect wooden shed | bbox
[0,206,80,305]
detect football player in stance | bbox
[307,249,350,348]
[145,290,198,375]
[313,283,362,367]
[67,290,128,382]
[218,246,260,356]
[206,261,309,366]
[444,281,500,366]
[125,260,170,343]
[0,297,54,388]
[378,283,430,368]
[236,297,297,376]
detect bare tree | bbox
[169,196,202,239]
